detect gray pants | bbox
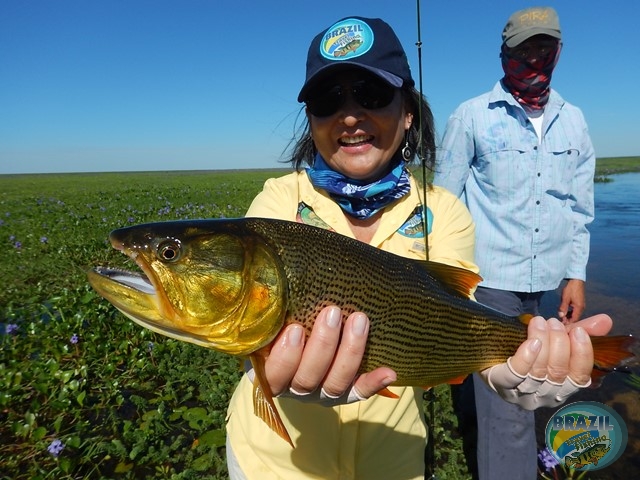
[451,287,544,480]
[226,436,248,480]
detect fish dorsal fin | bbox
[418,260,482,299]
[250,353,294,447]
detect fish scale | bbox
[242,218,528,386]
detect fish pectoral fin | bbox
[249,354,294,447]
[375,387,399,399]
[418,261,482,299]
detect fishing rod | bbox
[414,1,437,479]
[415,0,430,258]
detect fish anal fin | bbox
[418,261,482,299]
[446,375,468,385]
[518,313,534,326]
[249,353,293,447]
[375,387,400,399]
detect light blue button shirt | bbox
[435,81,595,292]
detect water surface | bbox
[537,173,640,477]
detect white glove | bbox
[245,368,366,407]
[480,357,591,410]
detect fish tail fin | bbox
[591,335,640,387]
[592,335,640,369]
[250,354,293,447]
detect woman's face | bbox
[305,70,413,182]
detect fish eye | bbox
[156,239,182,262]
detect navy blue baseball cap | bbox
[298,17,415,102]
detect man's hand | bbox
[558,278,586,323]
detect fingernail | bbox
[532,316,547,331]
[326,306,341,328]
[549,318,565,331]
[351,313,368,336]
[382,375,396,387]
[528,338,542,353]
[287,325,303,346]
[573,326,588,342]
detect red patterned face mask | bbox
[501,42,561,111]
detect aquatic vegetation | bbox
[0,171,278,479]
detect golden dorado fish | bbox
[87,218,638,446]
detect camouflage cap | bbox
[502,6,561,48]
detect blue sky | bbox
[1,0,639,174]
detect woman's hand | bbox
[480,314,612,409]
[262,306,396,406]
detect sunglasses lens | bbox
[305,86,343,117]
[352,80,396,110]
[305,77,398,117]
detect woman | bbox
[225,16,608,480]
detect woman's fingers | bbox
[567,326,594,386]
[320,311,370,396]
[504,314,599,389]
[544,318,571,383]
[290,306,343,394]
[353,368,398,398]
[266,306,397,402]
[566,313,612,337]
[264,323,306,396]
[526,316,550,378]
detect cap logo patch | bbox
[516,9,550,26]
[320,18,374,61]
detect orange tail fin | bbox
[591,335,639,371]
[590,335,640,387]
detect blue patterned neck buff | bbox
[306,153,411,219]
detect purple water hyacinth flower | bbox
[9,235,15,241]
[47,439,65,457]
[70,334,79,344]
[14,241,22,249]
[40,236,48,244]
[6,323,19,334]
[538,448,559,471]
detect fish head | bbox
[88,219,287,356]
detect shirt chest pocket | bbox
[544,138,580,188]
[474,137,532,193]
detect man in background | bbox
[434,6,596,479]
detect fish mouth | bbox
[93,266,156,294]
[87,263,221,349]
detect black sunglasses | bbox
[305,78,398,117]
